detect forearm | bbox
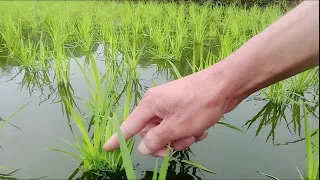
[214,0,319,104]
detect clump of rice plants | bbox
[0,11,23,58]
[50,54,134,174]
[257,102,319,180]
[288,68,319,95]
[246,77,319,143]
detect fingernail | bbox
[137,141,151,155]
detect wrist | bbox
[205,38,262,112]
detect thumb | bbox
[137,121,177,155]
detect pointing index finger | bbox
[103,99,155,151]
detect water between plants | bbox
[0,44,317,179]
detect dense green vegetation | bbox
[0,1,318,179]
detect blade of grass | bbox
[257,171,279,180]
[296,167,304,180]
[152,158,158,180]
[312,128,319,179]
[158,146,170,180]
[48,148,82,160]
[167,60,182,79]
[111,112,136,179]
[181,160,216,174]
[0,101,31,129]
[303,103,313,179]
[217,121,244,133]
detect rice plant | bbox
[74,7,95,52]
[298,102,319,180]
[50,52,135,175]
[243,101,289,143]
[288,68,319,95]
[0,11,23,58]
[258,102,319,180]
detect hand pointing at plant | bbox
[104,63,240,157]
[103,0,319,157]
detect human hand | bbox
[103,0,320,158]
[103,62,240,157]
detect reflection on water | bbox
[0,169,19,180]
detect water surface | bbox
[0,44,317,179]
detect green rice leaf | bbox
[303,103,313,180]
[111,113,136,179]
[158,147,170,180]
[181,160,216,174]
[296,167,304,180]
[0,101,30,129]
[48,148,82,160]
[167,60,182,79]
[257,171,279,180]
[312,128,319,179]
[217,121,244,133]
[152,158,158,180]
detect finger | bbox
[195,131,208,142]
[150,147,167,158]
[139,118,162,137]
[137,123,176,155]
[171,136,196,151]
[103,99,155,151]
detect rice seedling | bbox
[119,27,145,81]
[259,82,290,104]
[74,8,95,52]
[147,21,172,60]
[50,52,135,175]
[288,68,319,95]
[188,3,210,70]
[257,102,319,180]
[299,103,319,180]
[244,101,288,143]
[98,11,120,66]
[13,38,38,71]
[0,101,30,130]
[168,4,188,61]
[0,13,23,58]
[245,77,319,143]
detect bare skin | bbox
[103,0,319,157]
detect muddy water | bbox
[0,44,316,179]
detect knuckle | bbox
[142,88,157,106]
[144,126,175,152]
[172,136,195,151]
[143,88,167,116]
